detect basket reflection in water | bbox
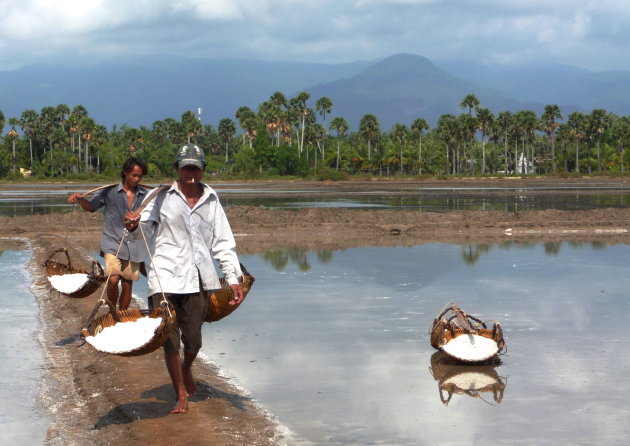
[429,351,507,406]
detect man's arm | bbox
[67,192,95,212]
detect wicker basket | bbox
[205,263,255,323]
[429,302,506,362]
[81,303,175,357]
[43,248,106,298]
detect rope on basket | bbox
[85,233,128,325]
[135,187,173,318]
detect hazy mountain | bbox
[0,55,371,129]
[435,59,630,116]
[1,53,629,133]
[304,53,529,130]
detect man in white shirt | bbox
[124,143,243,414]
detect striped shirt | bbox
[88,183,148,262]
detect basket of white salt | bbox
[429,302,506,363]
[81,302,175,357]
[43,248,105,298]
[205,263,255,322]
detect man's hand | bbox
[123,211,140,230]
[67,192,82,204]
[229,283,244,305]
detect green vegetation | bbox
[1,93,629,181]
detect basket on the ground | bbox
[429,302,506,363]
[81,302,175,357]
[205,263,255,323]
[43,248,106,298]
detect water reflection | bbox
[429,351,507,406]
[258,241,618,272]
[204,242,630,445]
[260,247,333,271]
[3,183,630,216]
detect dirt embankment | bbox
[5,205,630,255]
[30,235,280,446]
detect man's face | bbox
[123,165,144,189]
[177,164,203,185]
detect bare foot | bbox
[183,367,197,396]
[170,396,188,414]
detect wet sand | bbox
[5,177,630,446]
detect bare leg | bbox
[165,351,188,413]
[107,275,121,308]
[182,349,199,397]
[119,279,133,310]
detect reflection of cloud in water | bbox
[204,243,630,445]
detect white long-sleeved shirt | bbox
[136,180,241,295]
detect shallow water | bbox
[0,241,50,446]
[2,183,630,216]
[200,242,630,445]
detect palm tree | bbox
[329,116,348,171]
[290,92,311,156]
[611,116,630,172]
[457,113,478,175]
[315,96,333,128]
[181,110,201,143]
[19,109,38,168]
[541,105,563,173]
[516,110,539,174]
[411,118,429,174]
[8,118,19,173]
[496,111,512,173]
[475,108,494,174]
[80,116,96,171]
[257,100,283,146]
[556,123,572,172]
[567,111,587,172]
[307,123,326,169]
[390,123,409,174]
[315,96,333,164]
[235,106,258,147]
[589,109,611,173]
[39,106,58,171]
[436,114,458,174]
[359,114,380,163]
[218,118,236,163]
[460,94,480,115]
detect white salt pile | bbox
[441,334,499,362]
[85,317,162,354]
[48,273,90,294]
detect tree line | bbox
[2,92,630,180]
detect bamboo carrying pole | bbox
[79,183,155,197]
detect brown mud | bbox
[4,177,630,446]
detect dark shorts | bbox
[149,289,209,354]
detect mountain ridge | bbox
[1,53,628,131]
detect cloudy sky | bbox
[1,0,629,72]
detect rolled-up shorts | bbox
[149,288,209,353]
[104,253,140,281]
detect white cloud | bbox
[0,0,629,71]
